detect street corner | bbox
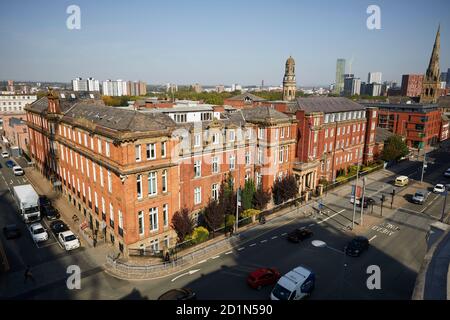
[351,215,384,235]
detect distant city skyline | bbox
[1,0,449,86]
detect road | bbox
[1,144,449,300]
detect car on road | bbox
[49,220,69,236]
[433,184,446,194]
[1,151,9,158]
[287,228,313,243]
[411,189,430,205]
[356,197,376,208]
[270,266,315,300]
[41,205,60,220]
[12,165,24,176]
[39,195,51,207]
[247,268,281,290]
[444,168,450,178]
[28,222,49,243]
[157,288,196,300]
[58,231,80,251]
[3,224,21,239]
[394,175,409,187]
[5,160,15,168]
[344,236,369,257]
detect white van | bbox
[270,266,315,300]
[394,176,409,187]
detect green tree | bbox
[381,135,409,162]
[241,179,256,210]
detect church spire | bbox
[420,25,441,104]
[283,56,296,101]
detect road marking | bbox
[260,240,267,243]
[249,243,256,247]
[237,247,245,251]
[308,223,315,227]
[317,209,345,224]
[211,256,220,260]
[271,236,278,239]
[281,232,287,236]
[171,269,200,282]
[225,251,233,255]
[9,180,13,184]
[420,195,439,213]
[197,259,207,264]
[369,235,377,242]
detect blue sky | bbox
[0,0,449,86]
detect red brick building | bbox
[267,97,378,193]
[364,102,444,149]
[401,74,424,97]
[223,92,267,109]
[25,91,297,255]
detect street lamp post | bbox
[359,176,366,227]
[441,190,448,223]
[351,163,360,230]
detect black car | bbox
[42,205,60,220]
[50,220,69,235]
[287,228,313,243]
[3,224,21,239]
[39,195,51,207]
[157,288,196,300]
[357,197,376,208]
[345,236,369,257]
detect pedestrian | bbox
[24,265,36,285]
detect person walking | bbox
[24,265,36,284]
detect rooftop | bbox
[375,127,395,143]
[292,97,365,113]
[225,92,266,102]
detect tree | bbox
[219,174,236,217]
[252,186,271,210]
[170,207,194,243]
[381,135,409,162]
[241,179,256,210]
[272,175,299,205]
[203,199,224,236]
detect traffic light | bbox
[381,194,386,203]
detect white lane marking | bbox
[237,247,245,251]
[281,232,287,236]
[300,226,306,230]
[260,240,267,243]
[211,256,220,260]
[271,236,278,239]
[369,235,377,242]
[197,259,207,264]
[308,224,315,227]
[420,195,439,213]
[249,243,256,247]
[225,251,233,255]
[171,269,200,282]
[317,209,345,224]
[10,180,13,184]
[22,178,27,183]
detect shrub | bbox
[241,209,261,219]
[190,227,209,244]
[336,176,348,183]
[222,214,236,232]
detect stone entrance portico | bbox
[293,161,320,201]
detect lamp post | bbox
[351,157,361,230]
[441,190,448,223]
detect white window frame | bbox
[194,187,201,205]
[135,145,141,162]
[136,174,143,199]
[149,207,158,232]
[148,171,157,196]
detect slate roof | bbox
[292,97,365,113]
[375,127,394,143]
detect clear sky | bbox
[0,0,449,86]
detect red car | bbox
[247,268,281,290]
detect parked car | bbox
[42,205,60,220]
[5,160,15,168]
[58,231,80,251]
[287,228,313,243]
[39,195,51,207]
[344,236,369,257]
[1,151,9,158]
[411,190,430,205]
[49,220,69,235]
[247,268,281,290]
[394,175,409,187]
[157,288,196,300]
[433,184,446,194]
[444,168,450,178]
[12,165,24,176]
[28,223,49,243]
[3,224,21,239]
[270,266,315,300]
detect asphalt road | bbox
[2,144,449,300]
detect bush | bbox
[336,176,348,183]
[222,215,236,232]
[190,227,209,244]
[241,209,261,219]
